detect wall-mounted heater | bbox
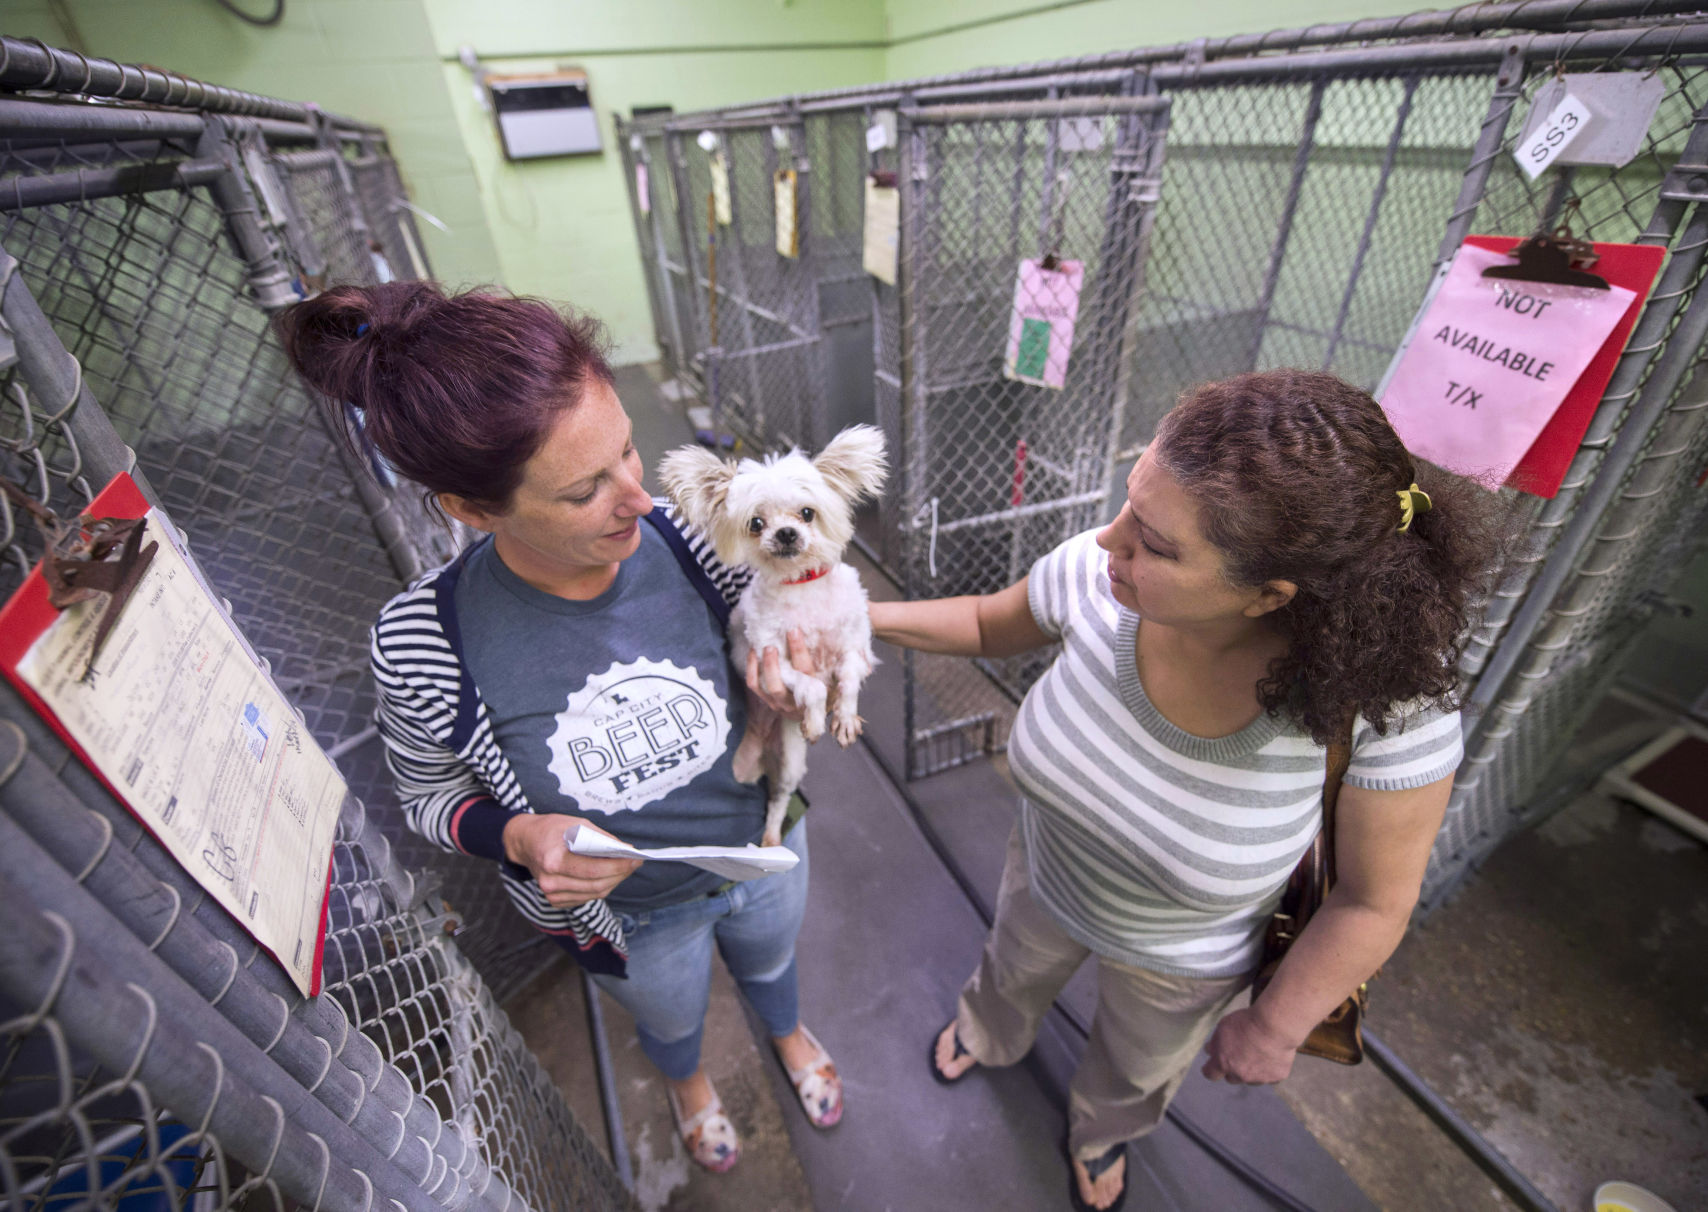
[488,69,602,160]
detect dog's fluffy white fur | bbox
[660,425,888,846]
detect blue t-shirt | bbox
[454,527,766,909]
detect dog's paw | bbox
[832,713,864,747]
[800,711,826,744]
[761,828,782,848]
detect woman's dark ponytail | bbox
[275,282,613,512]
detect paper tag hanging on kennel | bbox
[711,152,733,226]
[1004,258,1084,390]
[1377,240,1646,492]
[863,174,899,285]
[775,168,799,258]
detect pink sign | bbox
[1380,243,1634,486]
[1005,258,1084,390]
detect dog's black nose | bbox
[773,527,798,548]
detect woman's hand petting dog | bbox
[744,627,820,721]
[502,813,641,907]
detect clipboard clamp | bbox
[1482,212,1610,291]
[1,477,157,678]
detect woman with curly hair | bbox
[869,370,1510,1212]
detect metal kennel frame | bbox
[0,38,634,1212]
[616,2,1708,909]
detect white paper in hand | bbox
[565,825,799,882]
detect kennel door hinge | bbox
[1127,174,1162,206]
[1660,163,1708,204]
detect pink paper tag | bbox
[1005,258,1084,390]
[636,162,650,214]
[1379,243,1634,485]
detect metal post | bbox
[251,140,329,287]
[1248,78,1326,370]
[0,246,158,507]
[314,110,382,273]
[196,116,298,310]
[897,103,928,777]
[1322,74,1419,369]
[629,125,689,379]
[581,970,635,1191]
[1101,77,1171,506]
[666,130,710,390]
[1434,45,1527,265]
[1010,91,1065,586]
[1006,105,1031,264]
[785,108,829,450]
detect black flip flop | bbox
[1067,1140,1128,1212]
[928,1021,973,1085]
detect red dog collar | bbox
[783,565,831,585]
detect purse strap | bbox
[1293,717,1356,926]
[1320,718,1354,887]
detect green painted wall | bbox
[420,0,1444,365]
[8,0,1491,366]
[882,0,1441,78]
[421,0,888,365]
[6,0,503,288]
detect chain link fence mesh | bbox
[1,47,634,1211]
[895,98,1168,774]
[617,11,1708,905]
[1427,49,1708,902]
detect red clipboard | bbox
[0,473,334,996]
[1464,236,1666,498]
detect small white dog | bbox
[661,425,888,846]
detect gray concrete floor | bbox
[500,363,1708,1212]
[1283,750,1708,1211]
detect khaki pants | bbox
[955,828,1250,1162]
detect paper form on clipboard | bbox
[0,473,342,996]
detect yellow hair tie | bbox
[1396,482,1433,533]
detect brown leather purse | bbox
[1251,719,1368,1065]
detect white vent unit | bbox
[489,70,602,160]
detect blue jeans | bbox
[591,821,809,1080]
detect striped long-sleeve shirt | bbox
[368,502,747,977]
[1009,530,1463,979]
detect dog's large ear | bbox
[812,424,888,503]
[658,444,735,531]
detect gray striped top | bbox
[1009,531,1463,978]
